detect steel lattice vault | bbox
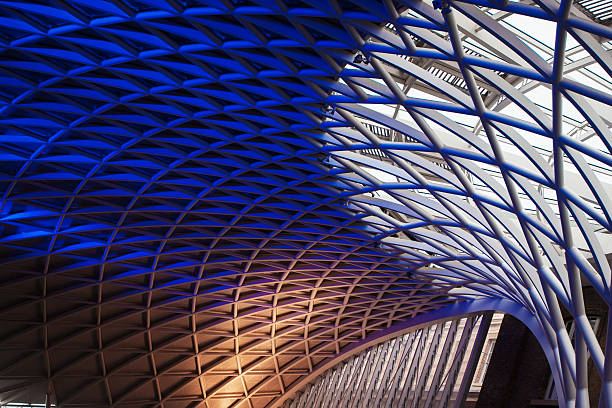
[0,0,612,407]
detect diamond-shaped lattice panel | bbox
[0,1,455,407]
[1,0,612,407]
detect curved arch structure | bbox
[275,298,559,407]
[0,1,611,407]
[281,313,487,408]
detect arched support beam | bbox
[272,298,564,408]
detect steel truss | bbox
[0,0,611,407]
[283,313,492,408]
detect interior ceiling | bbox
[0,0,611,407]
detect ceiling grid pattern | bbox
[0,0,611,407]
[0,1,457,407]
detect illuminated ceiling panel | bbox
[0,1,610,407]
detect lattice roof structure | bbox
[0,0,611,407]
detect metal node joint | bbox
[353,52,370,65]
[321,103,336,115]
[433,0,452,13]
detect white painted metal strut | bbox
[282,314,488,408]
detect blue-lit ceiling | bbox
[0,0,611,407]
[0,1,456,406]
